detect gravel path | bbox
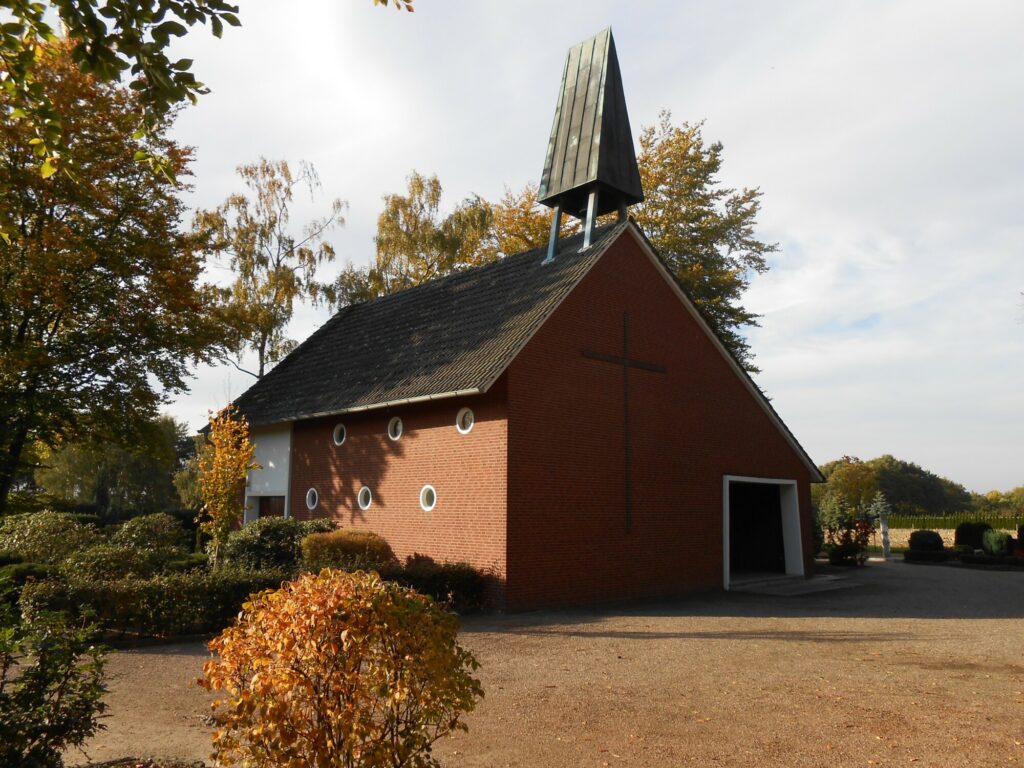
[68,561,1024,767]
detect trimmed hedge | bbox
[908,529,944,552]
[891,515,1022,532]
[0,562,55,608]
[386,555,490,613]
[112,513,191,553]
[826,542,866,566]
[982,529,1014,557]
[60,543,166,580]
[165,552,210,572]
[301,530,396,572]
[955,521,993,550]
[19,568,287,639]
[223,517,336,571]
[0,550,23,567]
[0,511,100,564]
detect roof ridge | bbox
[233,221,627,420]
[337,221,617,312]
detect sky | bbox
[162,1,1024,493]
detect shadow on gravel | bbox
[461,560,1024,635]
[495,627,914,643]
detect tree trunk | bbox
[0,422,30,516]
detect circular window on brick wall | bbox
[387,416,403,441]
[420,484,437,512]
[357,486,372,510]
[455,407,474,434]
[333,423,346,446]
[305,487,319,511]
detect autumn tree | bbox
[195,159,346,378]
[332,171,490,307]
[632,112,776,371]
[197,406,257,566]
[200,569,483,768]
[337,114,774,370]
[812,456,879,512]
[472,183,578,262]
[0,41,220,515]
[34,416,189,517]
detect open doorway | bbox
[722,476,804,589]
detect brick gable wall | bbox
[288,379,508,591]
[505,229,814,610]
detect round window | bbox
[305,487,319,511]
[420,485,437,512]
[332,423,347,446]
[455,407,474,434]
[387,416,403,441]
[357,486,372,510]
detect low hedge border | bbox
[19,569,287,639]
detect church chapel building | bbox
[233,29,823,610]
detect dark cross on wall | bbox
[582,312,666,532]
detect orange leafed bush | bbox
[199,569,483,768]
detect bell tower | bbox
[539,28,643,260]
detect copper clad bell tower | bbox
[539,28,643,259]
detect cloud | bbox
[162,0,1024,492]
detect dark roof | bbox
[233,222,627,427]
[538,28,643,219]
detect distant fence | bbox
[887,514,1023,531]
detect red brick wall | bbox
[288,380,508,589]
[505,229,815,610]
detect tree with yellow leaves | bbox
[200,569,483,768]
[198,405,259,566]
[331,113,776,371]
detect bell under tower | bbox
[539,27,643,260]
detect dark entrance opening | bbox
[729,482,785,575]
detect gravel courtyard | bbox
[69,561,1024,767]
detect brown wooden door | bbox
[258,496,286,518]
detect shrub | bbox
[0,563,56,609]
[301,529,396,572]
[112,512,191,554]
[819,497,872,565]
[223,517,334,572]
[1005,555,1024,568]
[299,517,337,535]
[165,552,210,573]
[954,521,992,550]
[810,505,824,556]
[199,569,483,768]
[827,542,867,566]
[0,607,107,768]
[60,544,164,580]
[391,555,490,613]
[20,568,287,639]
[982,529,1014,557]
[908,529,944,552]
[0,511,99,564]
[0,550,23,567]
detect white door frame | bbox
[722,475,804,590]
